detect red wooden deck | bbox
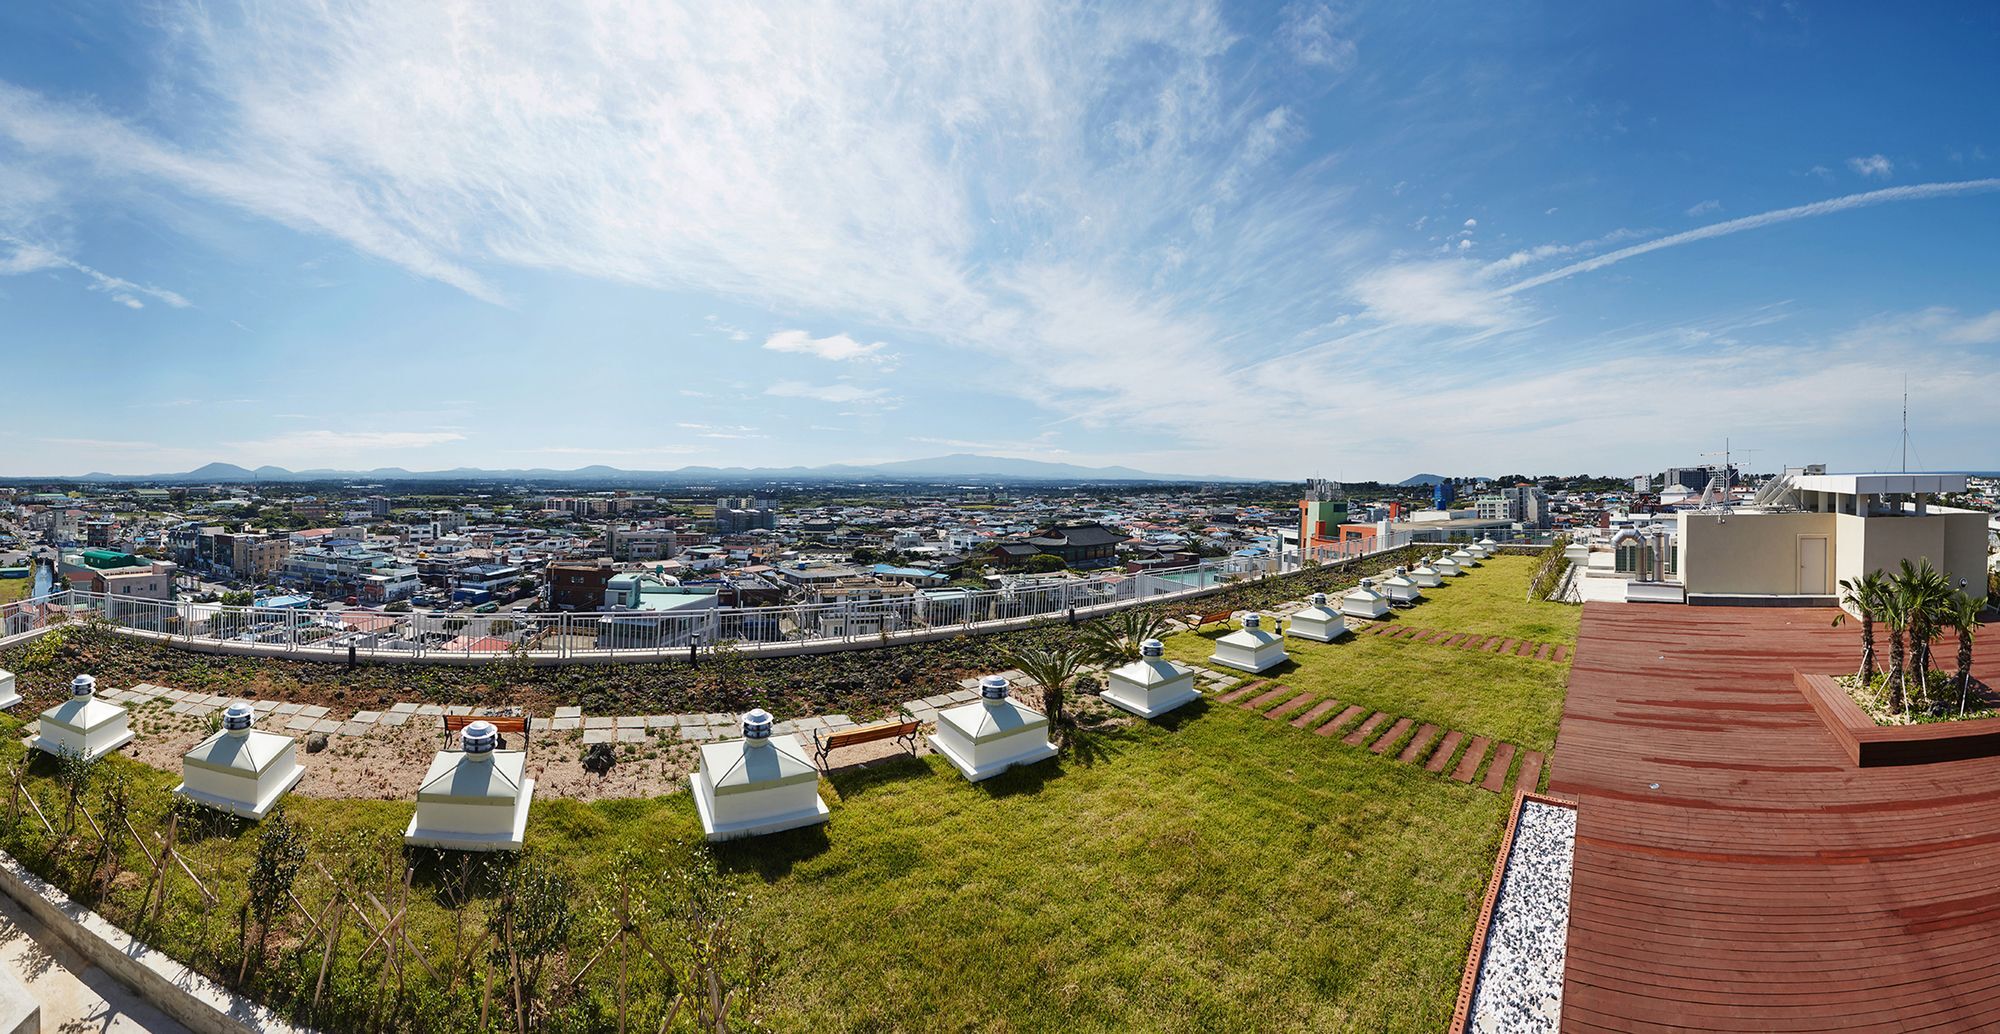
[1554,603,2000,1032]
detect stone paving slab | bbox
[1513,750,1546,797]
[1341,712,1390,747]
[1316,705,1366,737]
[1215,680,1266,705]
[1370,717,1414,754]
[617,728,646,744]
[299,705,332,719]
[1480,742,1518,793]
[682,725,722,742]
[1397,723,1441,763]
[823,714,853,728]
[1242,684,1296,711]
[414,704,444,717]
[390,702,420,714]
[548,716,580,731]
[584,716,614,730]
[309,719,341,735]
[338,721,371,737]
[1425,731,1465,773]
[378,712,411,727]
[645,715,678,729]
[1265,693,1316,721]
[351,711,381,724]
[1451,736,1491,783]
[445,705,473,716]
[553,706,583,720]
[616,716,646,730]
[582,728,614,745]
[274,702,305,716]
[1289,698,1343,730]
[284,715,317,732]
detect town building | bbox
[546,558,615,611]
[1676,470,1988,605]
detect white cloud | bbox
[1279,2,1357,71]
[0,234,192,308]
[764,381,890,405]
[1481,227,1650,276]
[1463,218,1477,228]
[1349,260,1515,329]
[1685,199,1721,217]
[1501,179,2000,294]
[1848,154,1894,178]
[761,330,891,364]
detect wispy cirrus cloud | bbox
[1500,180,2000,294]
[0,234,190,309]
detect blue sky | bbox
[1,1,1996,480]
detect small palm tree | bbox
[1078,609,1172,669]
[1879,588,1910,715]
[1833,571,1890,683]
[1892,559,1956,712]
[1952,591,1983,716]
[1007,644,1086,740]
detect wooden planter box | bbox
[1795,671,2000,766]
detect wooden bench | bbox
[442,713,532,751]
[1188,608,1235,631]
[812,718,921,772]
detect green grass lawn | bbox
[1382,553,1580,644]
[0,576,31,605]
[0,700,1507,1033]
[1163,553,1575,753]
[1161,627,1567,754]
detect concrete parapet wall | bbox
[0,851,309,1034]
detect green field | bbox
[1380,552,1580,644]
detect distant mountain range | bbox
[16,453,1261,486]
[1396,473,1449,487]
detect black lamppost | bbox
[689,628,701,666]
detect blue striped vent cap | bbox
[462,720,498,753]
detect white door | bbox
[1797,536,1828,595]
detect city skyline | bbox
[3,3,1998,480]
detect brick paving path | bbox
[1357,621,1572,664]
[1231,684,1543,797]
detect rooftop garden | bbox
[0,701,1507,1032]
[0,544,1568,1032]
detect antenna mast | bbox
[1901,377,1909,473]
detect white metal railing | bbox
[3,536,1430,664]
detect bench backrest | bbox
[821,719,920,750]
[443,714,529,735]
[1195,609,1234,624]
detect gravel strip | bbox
[1469,799,1577,1034]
